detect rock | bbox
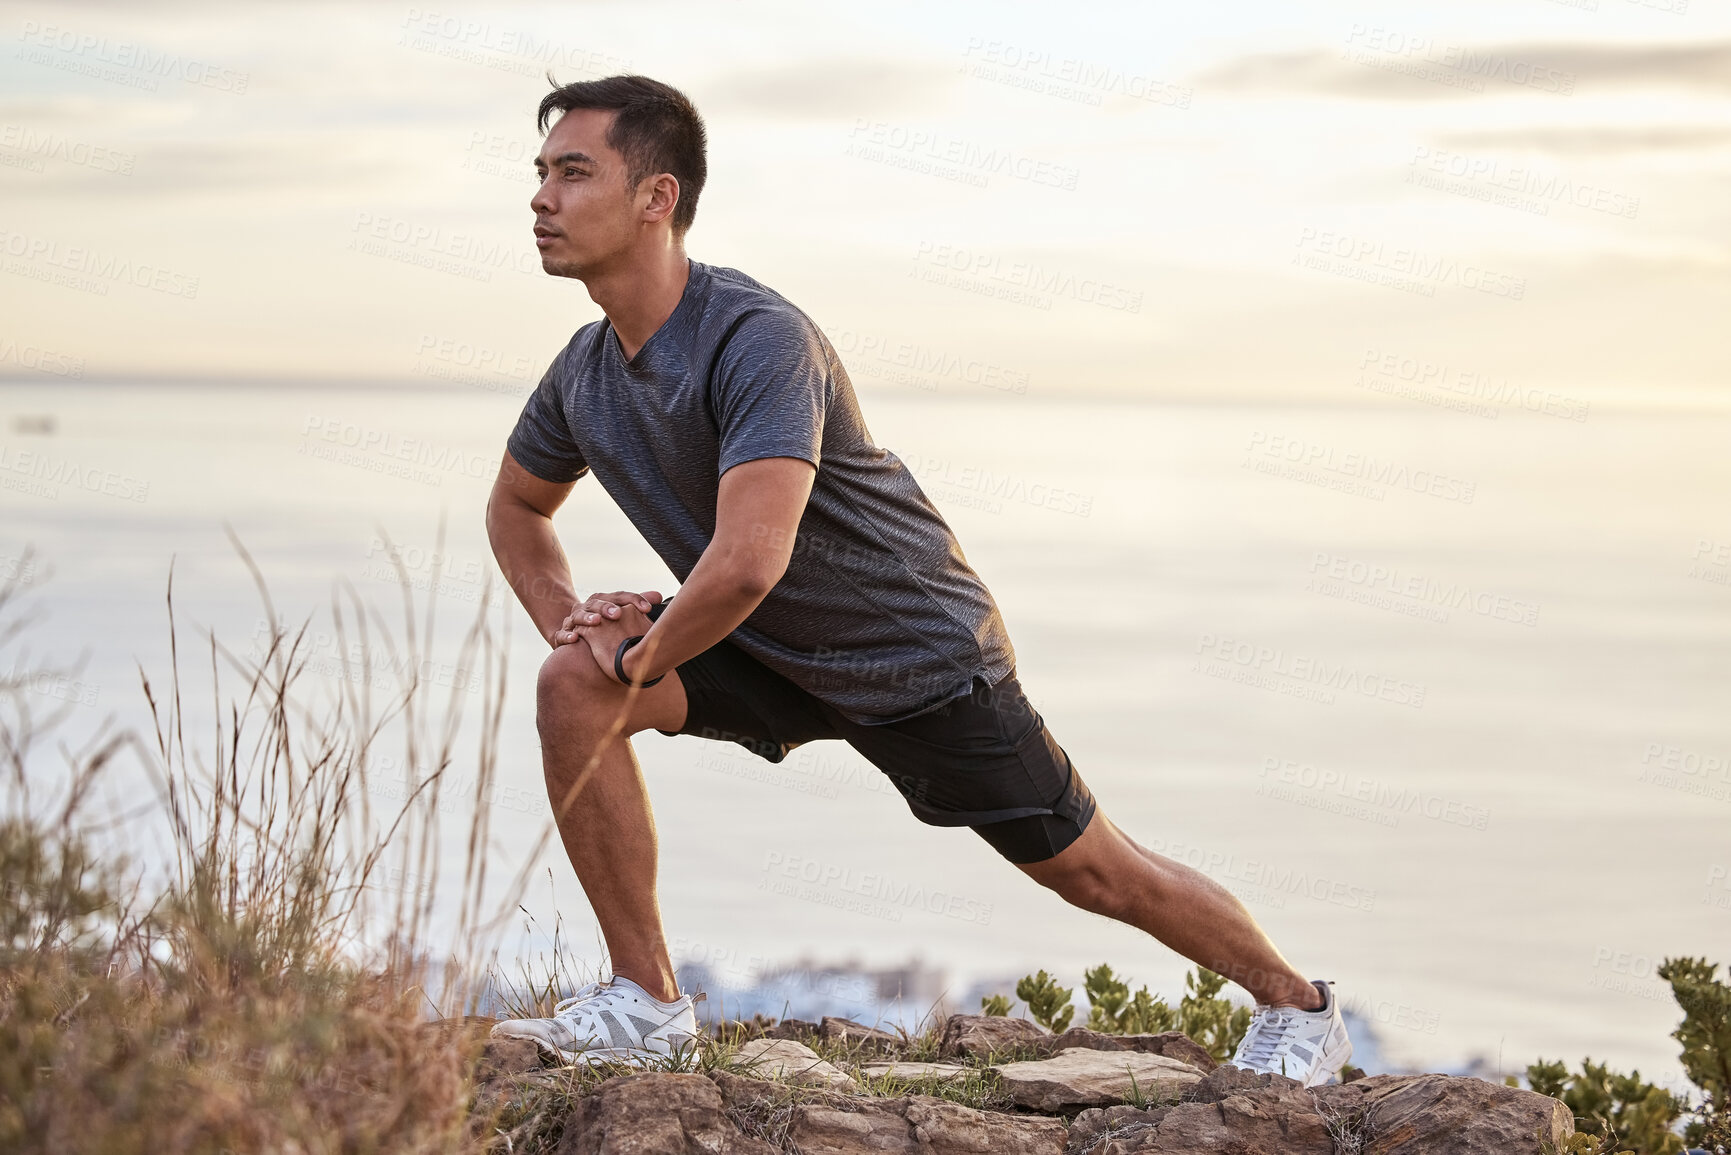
[992,1047,1205,1112]
[788,1094,1067,1155]
[1185,1062,1300,1103]
[1062,1072,1576,1154]
[708,1069,853,1113]
[474,1037,541,1083]
[766,1017,822,1042]
[1036,1029,1217,1073]
[938,1013,1051,1059]
[1317,1073,1575,1155]
[554,1071,779,1155]
[858,1060,976,1084]
[1066,1104,1172,1155]
[731,1037,859,1091]
[820,1015,902,1053]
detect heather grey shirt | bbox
[506,260,1015,724]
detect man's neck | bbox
[585,245,691,361]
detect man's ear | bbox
[640,173,681,226]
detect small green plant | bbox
[1524,1058,1684,1155]
[1175,968,1252,1064]
[1082,963,1176,1036]
[1015,969,1075,1032]
[979,992,1012,1017]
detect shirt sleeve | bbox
[505,363,589,483]
[711,307,831,476]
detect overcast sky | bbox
[2,0,1727,401]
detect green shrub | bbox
[1658,957,1731,1151]
[1524,1057,1684,1155]
[1014,970,1075,1033]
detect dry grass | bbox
[0,535,551,1154]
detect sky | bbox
[1,0,1728,402]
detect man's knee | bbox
[536,644,623,733]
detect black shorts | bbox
[648,604,1097,864]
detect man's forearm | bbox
[487,500,579,645]
[622,550,775,683]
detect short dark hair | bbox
[537,75,707,235]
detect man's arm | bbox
[577,456,816,684]
[486,449,591,646]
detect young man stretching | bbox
[485,75,1353,1084]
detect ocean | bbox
[2,377,1726,1089]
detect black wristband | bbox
[614,635,664,688]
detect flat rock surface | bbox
[938,1013,1051,1059]
[731,1037,859,1091]
[858,1060,977,1083]
[820,1016,902,1052]
[1038,1029,1217,1073]
[789,1094,1067,1155]
[993,1047,1205,1112]
[554,1072,779,1155]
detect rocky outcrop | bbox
[992,1048,1206,1112]
[553,1071,778,1155]
[1035,1028,1217,1072]
[937,1013,1051,1058]
[820,1016,903,1053]
[732,1037,859,1091]
[1064,1065,1575,1154]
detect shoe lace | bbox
[551,980,608,1019]
[1234,1004,1300,1067]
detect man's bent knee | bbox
[536,645,627,731]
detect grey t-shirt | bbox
[506,259,1015,724]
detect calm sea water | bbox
[3,378,1727,1087]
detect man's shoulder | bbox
[693,262,824,351]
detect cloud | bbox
[1439,126,1731,155]
[699,58,955,120]
[1196,40,1731,100]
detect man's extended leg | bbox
[1014,808,1322,1010]
[534,642,689,1003]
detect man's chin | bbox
[539,254,585,279]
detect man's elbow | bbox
[726,553,788,602]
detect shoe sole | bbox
[491,1026,689,1069]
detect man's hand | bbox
[563,597,657,685]
[551,590,664,647]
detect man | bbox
[485,74,1352,1084]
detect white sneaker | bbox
[1229,979,1353,1087]
[489,976,703,1068]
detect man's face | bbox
[530,109,644,278]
